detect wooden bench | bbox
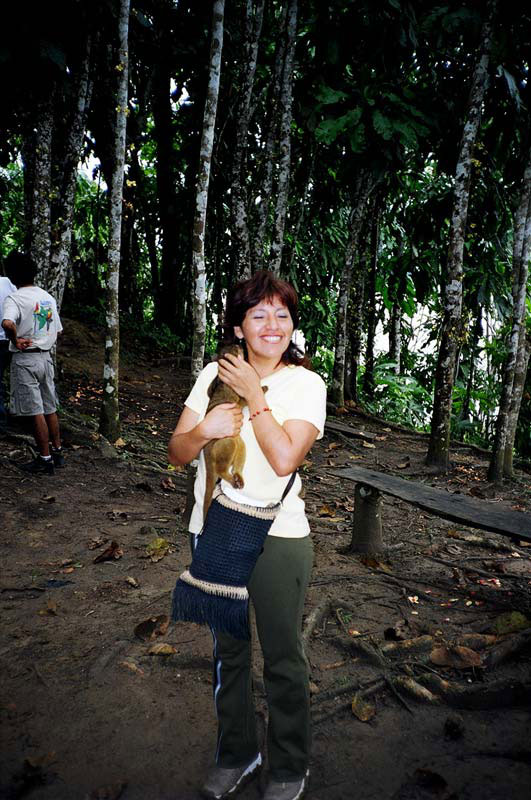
[327,465,531,552]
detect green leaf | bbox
[372,110,394,140]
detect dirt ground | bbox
[1,319,531,800]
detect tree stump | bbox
[349,482,383,554]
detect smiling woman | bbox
[167,270,326,800]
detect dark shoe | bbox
[263,770,310,800]
[51,447,65,467]
[201,753,262,799]
[20,456,55,475]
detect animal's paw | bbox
[232,473,244,489]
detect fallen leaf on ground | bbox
[326,442,342,451]
[134,614,169,641]
[320,660,346,671]
[145,537,169,562]
[114,437,126,447]
[160,477,176,492]
[88,536,108,550]
[317,504,335,517]
[25,752,57,769]
[119,661,144,676]
[359,555,392,573]
[492,610,529,635]
[93,541,123,563]
[148,642,176,656]
[362,441,376,449]
[125,576,139,588]
[41,495,56,503]
[38,598,58,616]
[430,645,482,668]
[396,457,410,470]
[351,694,375,722]
[86,780,127,800]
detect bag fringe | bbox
[172,580,250,640]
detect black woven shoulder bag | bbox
[171,472,297,639]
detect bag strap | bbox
[280,470,298,504]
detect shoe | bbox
[201,753,262,799]
[19,456,55,475]
[51,447,65,467]
[263,770,310,800]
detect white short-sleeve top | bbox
[185,362,327,538]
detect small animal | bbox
[202,345,247,520]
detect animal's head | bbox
[218,344,244,361]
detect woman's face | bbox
[235,294,294,363]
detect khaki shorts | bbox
[10,351,57,416]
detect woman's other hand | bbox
[217,353,261,401]
[200,402,243,440]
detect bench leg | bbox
[349,482,383,554]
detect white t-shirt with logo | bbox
[185,362,327,538]
[2,285,63,352]
[0,277,16,342]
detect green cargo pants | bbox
[204,533,313,782]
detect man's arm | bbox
[1,319,32,350]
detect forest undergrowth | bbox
[1,318,530,800]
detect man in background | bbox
[1,252,65,474]
[0,269,16,431]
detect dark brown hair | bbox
[222,270,310,367]
[5,251,38,286]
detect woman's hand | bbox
[199,402,243,440]
[217,353,262,402]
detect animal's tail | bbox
[203,457,217,522]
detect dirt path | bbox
[1,319,531,800]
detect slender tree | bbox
[426,4,495,469]
[269,0,297,275]
[190,0,225,383]
[488,147,531,481]
[251,3,286,271]
[100,0,130,441]
[231,0,264,279]
[49,36,94,308]
[23,98,54,283]
[362,206,380,400]
[330,173,374,407]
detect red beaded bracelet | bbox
[250,407,271,421]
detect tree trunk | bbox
[151,60,181,329]
[99,0,130,442]
[251,3,286,271]
[388,300,401,374]
[331,174,374,407]
[269,0,297,275]
[488,151,531,481]
[231,0,264,279]
[185,0,225,527]
[458,306,482,440]
[49,37,93,309]
[22,97,54,285]
[362,209,380,401]
[426,5,494,469]
[348,255,367,403]
[286,146,316,273]
[190,0,225,383]
[504,337,530,475]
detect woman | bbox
[168,271,326,800]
